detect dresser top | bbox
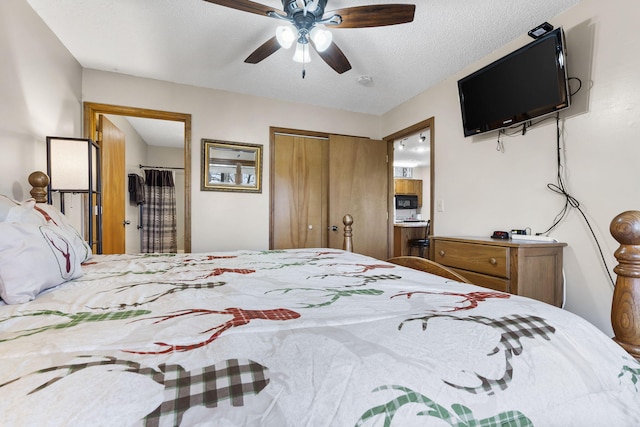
[431,235,567,248]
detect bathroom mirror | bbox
[201,139,262,193]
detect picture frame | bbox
[201,139,262,193]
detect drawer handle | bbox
[439,250,445,257]
[489,258,497,265]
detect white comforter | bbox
[1,249,639,426]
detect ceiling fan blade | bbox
[202,0,278,17]
[245,37,281,64]
[312,41,352,74]
[327,4,416,28]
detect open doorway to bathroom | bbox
[83,102,192,254]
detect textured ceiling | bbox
[26,0,580,117]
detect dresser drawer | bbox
[452,268,510,293]
[430,236,566,307]
[433,240,509,279]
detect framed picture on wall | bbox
[201,139,262,193]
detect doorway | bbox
[384,117,435,234]
[83,102,192,253]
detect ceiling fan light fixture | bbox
[206,0,416,75]
[276,25,296,49]
[310,26,332,52]
[293,42,311,63]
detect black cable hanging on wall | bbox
[540,114,615,287]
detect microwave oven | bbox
[395,194,418,210]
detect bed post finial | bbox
[28,171,49,203]
[343,214,353,252]
[610,210,640,360]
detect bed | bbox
[1,172,639,426]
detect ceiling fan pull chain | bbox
[302,43,307,79]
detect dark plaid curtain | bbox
[142,169,177,253]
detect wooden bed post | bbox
[28,171,49,203]
[343,214,353,252]
[610,210,640,360]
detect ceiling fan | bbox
[203,0,416,75]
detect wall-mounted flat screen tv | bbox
[457,28,570,137]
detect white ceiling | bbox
[394,128,430,168]
[26,0,580,118]
[124,116,184,148]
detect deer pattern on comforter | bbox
[1,249,638,426]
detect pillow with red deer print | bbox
[4,199,92,262]
[0,222,83,304]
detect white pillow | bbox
[0,222,83,304]
[33,203,93,261]
[0,195,19,222]
[5,199,92,262]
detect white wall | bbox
[413,166,431,220]
[381,0,640,335]
[82,70,382,253]
[0,0,82,199]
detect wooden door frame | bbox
[383,117,435,245]
[83,102,192,253]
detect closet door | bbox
[328,135,388,259]
[272,134,328,249]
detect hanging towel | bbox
[128,173,145,205]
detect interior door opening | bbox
[384,117,435,235]
[83,102,192,253]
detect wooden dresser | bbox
[430,236,567,307]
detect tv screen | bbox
[457,28,570,137]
